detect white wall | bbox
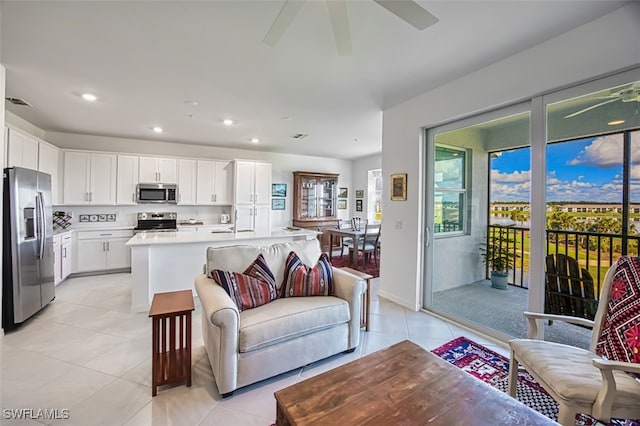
[380,3,640,310]
[352,153,381,220]
[42,131,354,228]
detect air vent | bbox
[5,97,31,107]
[290,133,309,140]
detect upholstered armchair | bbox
[508,257,640,425]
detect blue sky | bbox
[490,133,639,202]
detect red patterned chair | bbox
[508,256,640,425]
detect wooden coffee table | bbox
[274,340,558,425]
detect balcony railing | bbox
[487,225,640,298]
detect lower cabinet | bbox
[61,233,72,280]
[53,235,62,286]
[76,229,133,272]
[53,232,73,285]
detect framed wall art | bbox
[338,187,348,198]
[272,198,285,210]
[272,183,287,197]
[355,199,363,212]
[355,190,364,198]
[390,173,407,201]
[337,199,347,209]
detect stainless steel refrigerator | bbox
[2,167,55,331]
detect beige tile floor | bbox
[0,273,509,426]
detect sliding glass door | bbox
[424,105,531,339]
[423,67,640,342]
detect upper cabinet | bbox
[197,160,233,205]
[6,127,38,170]
[6,127,61,204]
[139,156,177,183]
[63,151,117,205]
[177,159,197,205]
[292,171,339,228]
[116,155,139,205]
[234,160,271,205]
[37,141,60,205]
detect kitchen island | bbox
[126,228,317,312]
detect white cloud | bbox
[491,169,530,183]
[569,134,640,167]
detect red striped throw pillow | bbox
[211,254,277,311]
[282,251,334,297]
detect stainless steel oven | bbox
[133,212,177,234]
[136,183,177,204]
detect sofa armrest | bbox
[332,267,366,349]
[194,274,240,395]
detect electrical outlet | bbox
[394,220,403,229]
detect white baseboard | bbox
[377,290,419,312]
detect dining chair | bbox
[508,256,640,425]
[347,223,381,265]
[338,219,353,258]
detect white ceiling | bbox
[1,1,628,160]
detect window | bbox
[434,145,467,234]
[367,169,383,222]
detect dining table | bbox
[326,227,367,266]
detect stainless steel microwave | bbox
[136,183,177,204]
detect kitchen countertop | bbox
[126,227,317,246]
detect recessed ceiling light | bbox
[608,119,625,126]
[185,100,198,106]
[223,119,234,126]
[152,126,163,133]
[281,116,291,121]
[250,138,260,143]
[81,93,97,102]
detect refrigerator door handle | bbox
[36,191,46,259]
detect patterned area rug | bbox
[329,253,379,278]
[432,336,639,426]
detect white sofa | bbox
[194,238,366,396]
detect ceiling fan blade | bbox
[263,0,306,47]
[373,0,438,30]
[326,0,352,56]
[564,98,620,119]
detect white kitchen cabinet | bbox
[76,229,133,272]
[139,156,177,183]
[177,159,197,205]
[53,235,62,286]
[116,155,139,204]
[234,160,271,231]
[61,233,72,280]
[38,141,60,205]
[6,127,38,170]
[53,232,73,284]
[196,160,233,205]
[235,204,270,232]
[234,160,271,205]
[63,151,117,205]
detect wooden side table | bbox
[340,267,372,331]
[149,289,195,396]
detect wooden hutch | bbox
[292,171,339,251]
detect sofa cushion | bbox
[211,254,277,311]
[595,256,640,364]
[238,296,350,353]
[282,251,333,297]
[206,239,322,290]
